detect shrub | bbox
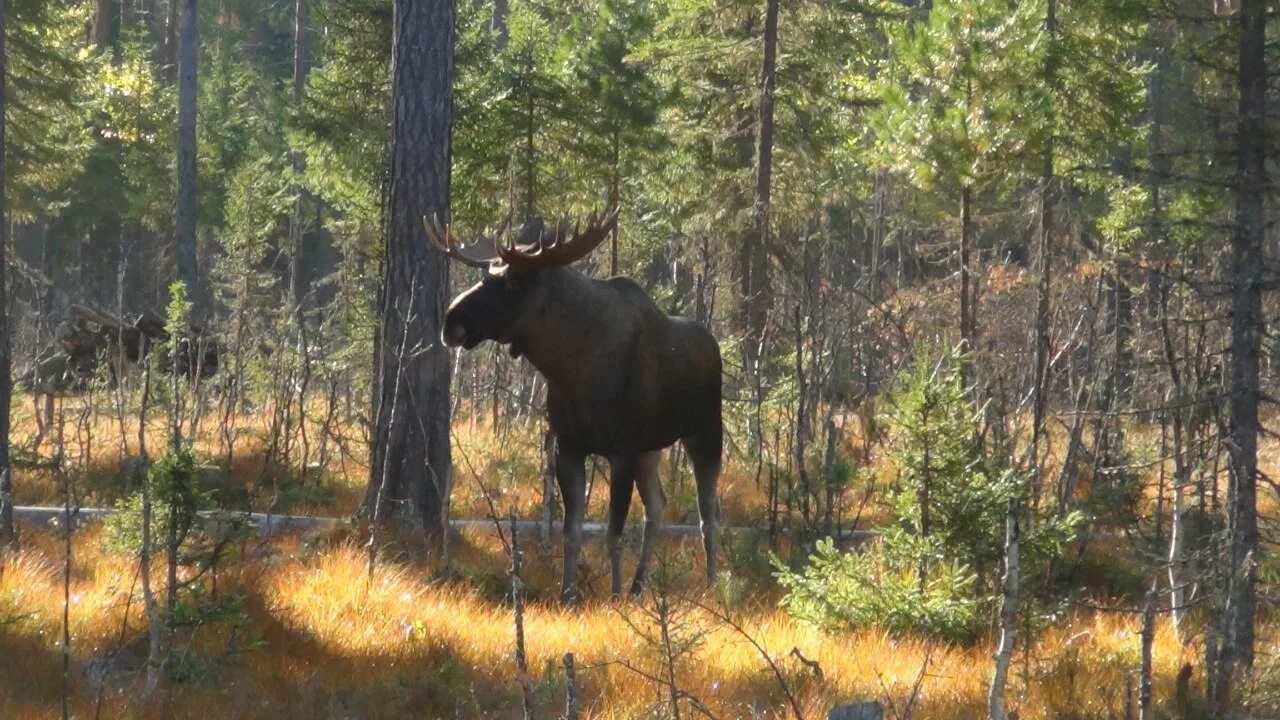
[776,536,979,642]
[776,348,1079,642]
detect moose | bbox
[427,211,722,601]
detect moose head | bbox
[426,212,618,358]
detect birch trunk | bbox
[988,497,1020,720]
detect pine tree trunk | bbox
[491,0,508,52]
[609,128,620,276]
[960,184,974,364]
[744,0,778,374]
[174,0,199,311]
[165,0,178,82]
[523,54,535,219]
[0,0,12,547]
[1031,0,1055,502]
[288,0,311,323]
[95,0,115,48]
[1139,584,1157,720]
[364,0,455,538]
[1215,0,1265,704]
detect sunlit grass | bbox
[6,394,864,530]
[5,397,1278,717]
[0,522,1216,720]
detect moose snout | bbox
[442,314,469,348]
[442,311,485,350]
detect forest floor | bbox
[0,401,1272,718]
[0,523,1208,720]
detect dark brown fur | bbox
[444,264,722,600]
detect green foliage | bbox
[91,40,176,231]
[1098,181,1150,254]
[776,537,979,643]
[6,1,94,219]
[885,351,1012,576]
[888,351,1078,579]
[777,350,1078,641]
[872,0,1048,195]
[105,445,204,555]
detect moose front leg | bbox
[606,454,637,598]
[630,450,665,596]
[555,448,588,603]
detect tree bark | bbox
[363,0,455,538]
[288,0,311,323]
[1030,0,1055,502]
[0,0,12,547]
[165,0,178,82]
[174,0,199,311]
[743,0,778,375]
[1139,584,1157,720]
[491,0,508,52]
[988,497,1019,720]
[1215,0,1265,705]
[609,128,620,276]
[960,184,974,363]
[94,0,115,48]
[1161,291,1191,633]
[523,50,536,219]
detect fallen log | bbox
[12,505,879,545]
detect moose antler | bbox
[427,209,618,271]
[423,213,510,268]
[497,210,619,272]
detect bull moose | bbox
[427,211,722,601]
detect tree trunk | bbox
[988,497,1019,720]
[1139,584,1157,720]
[0,0,12,547]
[1110,268,1133,407]
[608,128,620,276]
[288,0,310,324]
[523,51,536,219]
[1215,0,1265,705]
[95,0,115,48]
[960,184,974,372]
[1161,290,1191,632]
[1030,0,1055,505]
[174,0,199,311]
[743,0,777,375]
[491,0,508,52]
[165,0,178,82]
[364,0,455,538]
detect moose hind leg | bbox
[556,448,587,603]
[682,431,722,585]
[606,454,637,598]
[629,451,665,596]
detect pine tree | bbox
[364,0,456,537]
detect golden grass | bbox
[0,522,1216,720]
[6,397,1280,717]
[5,394,826,530]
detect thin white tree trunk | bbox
[1168,468,1187,630]
[988,498,1020,720]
